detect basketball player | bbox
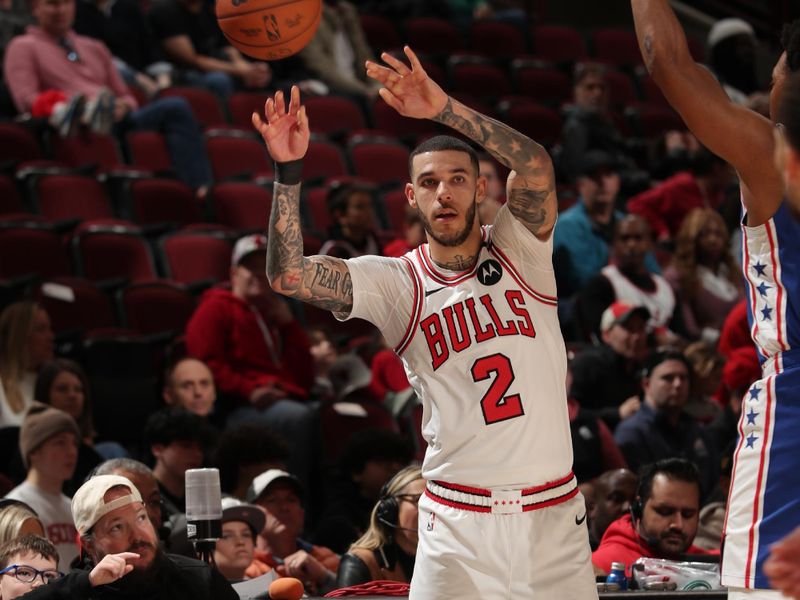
[251,46,597,599]
[630,3,800,598]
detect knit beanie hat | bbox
[19,402,80,468]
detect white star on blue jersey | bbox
[761,305,774,321]
[746,433,759,448]
[749,386,762,401]
[756,282,771,297]
[753,261,768,277]
[746,409,759,425]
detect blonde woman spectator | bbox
[0,303,54,428]
[0,500,44,543]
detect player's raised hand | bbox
[252,85,309,163]
[366,46,447,120]
[88,552,139,587]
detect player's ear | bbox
[405,182,417,208]
[476,174,487,204]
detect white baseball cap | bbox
[245,469,303,504]
[231,234,267,266]
[72,475,143,535]
[708,18,755,48]
[221,497,266,535]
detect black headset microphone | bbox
[375,486,417,533]
[629,499,661,550]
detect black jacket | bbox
[20,553,237,600]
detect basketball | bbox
[216,0,322,61]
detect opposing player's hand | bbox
[365,46,447,120]
[252,85,309,163]
[765,527,800,599]
[88,552,138,587]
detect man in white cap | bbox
[184,234,315,487]
[19,475,237,599]
[707,17,759,105]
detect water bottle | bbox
[606,562,628,591]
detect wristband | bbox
[274,159,304,185]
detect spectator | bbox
[573,215,680,344]
[662,208,744,343]
[477,154,504,225]
[142,407,215,520]
[213,498,265,582]
[592,458,711,576]
[693,443,734,551]
[682,341,724,421]
[214,424,289,501]
[0,501,45,543]
[3,0,212,193]
[707,18,759,104]
[147,0,270,99]
[0,534,61,600]
[560,63,636,182]
[382,204,426,259]
[319,181,383,259]
[161,358,216,419]
[627,148,733,243]
[613,351,717,498]
[92,459,163,536]
[569,302,649,430]
[185,234,316,486]
[73,0,172,98]
[245,469,339,595]
[315,430,413,554]
[586,468,637,550]
[34,359,127,496]
[5,404,79,570]
[23,474,237,599]
[336,465,423,587]
[298,0,380,101]
[0,302,53,428]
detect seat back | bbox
[159,231,233,284]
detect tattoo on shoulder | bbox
[507,188,549,233]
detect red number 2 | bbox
[471,353,524,425]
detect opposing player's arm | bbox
[366,46,556,239]
[631,0,781,222]
[267,182,353,316]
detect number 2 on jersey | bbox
[471,353,524,425]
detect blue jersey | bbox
[723,202,800,589]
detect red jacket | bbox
[592,514,712,576]
[185,289,314,402]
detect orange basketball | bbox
[216,0,322,60]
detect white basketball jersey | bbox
[601,264,676,330]
[343,208,573,489]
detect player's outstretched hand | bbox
[765,526,800,599]
[252,85,309,163]
[88,552,139,587]
[365,46,447,120]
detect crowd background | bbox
[0,0,799,593]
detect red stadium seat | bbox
[303,186,333,233]
[404,17,464,56]
[592,28,643,67]
[380,188,408,233]
[206,132,273,181]
[304,96,366,138]
[0,123,44,166]
[469,20,528,59]
[0,176,24,216]
[210,182,271,230]
[72,222,157,282]
[501,101,562,147]
[128,178,203,226]
[604,69,639,110]
[359,14,401,52]
[35,174,113,221]
[159,87,229,128]
[159,230,233,285]
[449,56,512,102]
[371,97,439,141]
[51,132,124,173]
[530,25,587,64]
[35,277,117,335]
[626,105,685,138]
[119,280,196,335]
[228,92,272,129]
[511,61,572,107]
[0,222,72,280]
[127,131,173,173]
[348,138,409,186]
[304,139,350,183]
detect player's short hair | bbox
[779,72,800,151]
[0,534,59,570]
[781,19,800,72]
[636,458,701,508]
[408,135,479,179]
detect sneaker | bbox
[49,93,85,137]
[82,89,115,135]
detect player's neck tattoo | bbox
[433,253,478,271]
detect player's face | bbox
[32,0,75,36]
[165,359,216,417]
[769,52,789,122]
[406,151,484,250]
[644,360,690,412]
[638,475,699,557]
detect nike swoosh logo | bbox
[425,287,446,297]
[575,513,587,526]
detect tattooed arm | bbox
[631,0,779,223]
[253,86,353,315]
[366,46,556,239]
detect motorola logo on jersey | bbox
[478,259,503,286]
